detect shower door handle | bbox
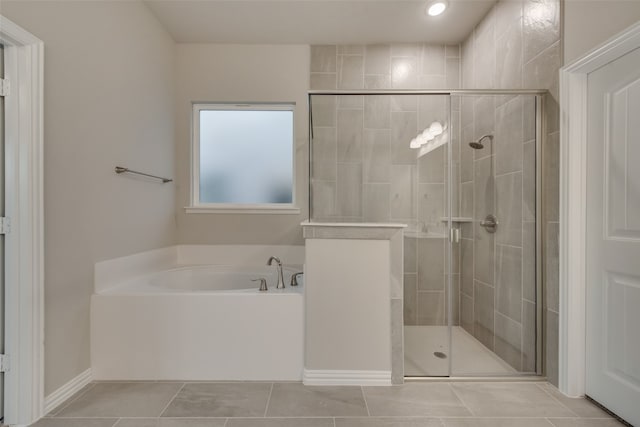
[449,228,460,243]
[479,215,498,233]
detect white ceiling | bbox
[144,0,497,45]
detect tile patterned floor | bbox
[32,381,627,427]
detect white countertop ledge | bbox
[301,221,408,228]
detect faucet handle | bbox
[290,272,304,287]
[252,278,268,291]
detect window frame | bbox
[187,102,299,214]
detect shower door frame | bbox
[308,89,547,379]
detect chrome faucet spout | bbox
[267,256,285,289]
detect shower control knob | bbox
[480,214,498,233]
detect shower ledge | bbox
[440,217,473,223]
[403,230,446,239]
[301,221,407,228]
[301,221,407,240]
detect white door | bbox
[586,45,640,426]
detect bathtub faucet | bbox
[267,256,285,289]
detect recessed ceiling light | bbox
[427,0,448,16]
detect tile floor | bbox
[32,381,626,427]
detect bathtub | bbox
[91,248,304,381]
[102,264,302,294]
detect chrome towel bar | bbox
[114,166,172,183]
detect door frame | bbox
[0,16,45,426]
[559,21,640,398]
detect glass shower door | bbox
[308,91,546,378]
[402,94,453,377]
[450,93,540,376]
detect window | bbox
[189,103,297,213]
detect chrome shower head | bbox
[468,134,493,150]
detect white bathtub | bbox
[91,254,304,381]
[102,264,302,294]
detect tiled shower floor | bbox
[404,326,517,376]
[32,380,624,426]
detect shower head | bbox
[468,134,493,150]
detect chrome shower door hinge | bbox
[0,217,10,234]
[0,78,9,97]
[0,354,9,373]
[449,227,460,243]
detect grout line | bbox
[41,417,139,419]
[158,382,186,418]
[333,417,337,427]
[448,382,476,416]
[51,381,98,417]
[474,278,494,289]
[494,169,524,179]
[40,413,613,420]
[523,40,560,68]
[361,386,371,417]
[495,242,524,250]
[263,382,274,417]
[494,310,523,327]
[470,101,476,338]
[535,382,581,418]
[521,151,525,373]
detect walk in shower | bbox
[308,90,544,378]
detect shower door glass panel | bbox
[451,94,538,376]
[403,94,453,377]
[309,93,453,376]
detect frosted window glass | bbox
[198,108,294,204]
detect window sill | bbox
[184,205,301,215]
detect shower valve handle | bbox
[252,278,268,291]
[480,214,498,233]
[290,272,303,287]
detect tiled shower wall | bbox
[459,0,561,382]
[309,44,461,327]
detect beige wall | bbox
[0,1,176,394]
[175,44,310,245]
[564,0,640,64]
[305,238,391,371]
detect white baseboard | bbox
[303,369,391,386]
[44,368,92,414]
